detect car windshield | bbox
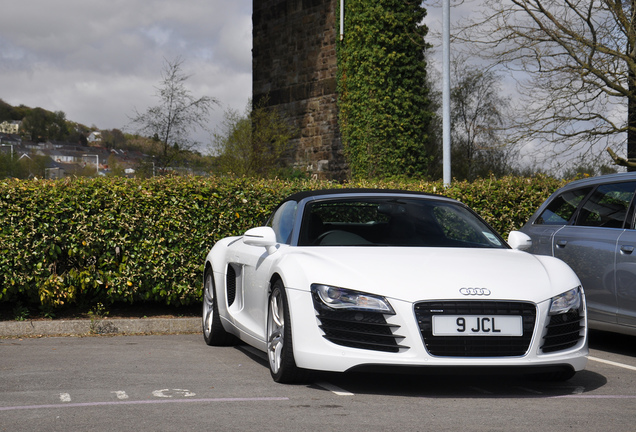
[297,197,505,248]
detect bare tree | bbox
[455,1,636,167]
[129,57,217,169]
[424,54,514,179]
[450,56,513,179]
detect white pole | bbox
[340,0,344,40]
[442,0,451,186]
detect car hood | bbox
[283,246,578,304]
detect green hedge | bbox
[0,175,564,313]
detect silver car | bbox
[520,172,636,335]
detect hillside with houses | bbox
[1,123,151,179]
[0,101,216,179]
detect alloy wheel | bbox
[267,288,285,374]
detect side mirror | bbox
[507,231,532,251]
[243,227,278,254]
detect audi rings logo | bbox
[459,288,491,296]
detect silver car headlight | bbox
[311,284,395,313]
[549,287,582,315]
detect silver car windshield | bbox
[297,198,505,248]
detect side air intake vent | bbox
[226,265,236,307]
[312,293,408,353]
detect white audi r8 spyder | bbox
[202,189,588,383]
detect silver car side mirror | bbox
[507,231,532,251]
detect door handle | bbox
[556,239,568,248]
[620,245,635,254]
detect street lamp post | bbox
[340,0,344,40]
[443,0,451,186]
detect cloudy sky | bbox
[0,0,252,150]
[0,1,462,152]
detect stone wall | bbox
[253,0,347,180]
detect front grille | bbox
[414,301,536,357]
[226,265,236,307]
[541,310,584,353]
[312,294,407,353]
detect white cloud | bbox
[0,0,252,149]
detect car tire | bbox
[202,268,237,346]
[267,279,309,383]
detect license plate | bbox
[432,315,523,336]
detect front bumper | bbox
[287,289,588,373]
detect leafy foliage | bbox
[21,109,69,142]
[213,99,295,178]
[0,151,50,179]
[337,0,434,179]
[0,175,564,313]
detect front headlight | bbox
[311,284,395,313]
[549,287,582,315]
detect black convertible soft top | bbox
[282,188,443,204]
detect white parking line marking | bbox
[0,397,290,412]
[152,389,196,398]
[553,394,636,399]
[59,393,71,402]
[589,356,636,372]
[316,382,354,396]
[111,391,129,400]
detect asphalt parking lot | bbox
[1,328,636,432]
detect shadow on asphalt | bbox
[235,345,607,398]
[589,329,636,357]
[309,369,606,398]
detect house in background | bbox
[87,131,102,143]
[0,120,22,135]
[0,133,21,146]
[4,139,153,178]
